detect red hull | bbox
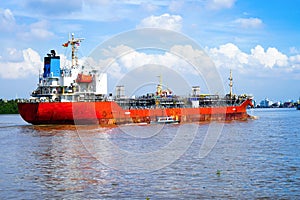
[18,99,253,125]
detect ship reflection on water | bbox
[20,125,116,196]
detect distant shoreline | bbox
[0,99,19,114]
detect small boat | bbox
[151,116,180,124]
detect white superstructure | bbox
[31,34,107,102]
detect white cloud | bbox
[0,8,54,42]
[95,45,184,78]
[289,55,300,72]
[1,43,298,81]
[30,20,54,38]
[0,8,16,31]
[290,47,300,54]
[87,44,204,80]
[84,44,228,94]
[208,43,293,75]
[234,17,263,28]
[290,55,300,63]
[140,2,159,12]
[0,48,23,62]
[11,0,170,22]
[137,13,183,31]
[251,45,288,68]
[21,20,55,40]
[0,44,193,81]
[213,43,246,60]
[206,0,236,10]
[0,48,42,79]
[169,1,184,12]
[209,43,248,71]
[23,0,82,16]
[85,44,230,95]
[169,45,215,71]
[87,42,300,83]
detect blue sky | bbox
[0,0,300,102]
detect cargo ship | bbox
[18,34,254,125]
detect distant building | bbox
[271,101,281,108]
[283,101,294,108]
[260,98,273,108]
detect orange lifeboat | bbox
[77,73,93,83]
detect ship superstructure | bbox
[31,34,107,103]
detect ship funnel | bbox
[43,50,60,78]
[50,50,56,57]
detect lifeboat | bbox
[77,73,93,83]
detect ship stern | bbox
[18,102,39,124]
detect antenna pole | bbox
[71,34,75,67]
[229,69,233,98]
[156,75,163,96]
[62,33,84,68]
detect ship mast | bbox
[156,75,163,96]
[229,69,233,98]
[62,33,84,68]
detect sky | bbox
[0,0,300,102]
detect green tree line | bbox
[0,99,19,114]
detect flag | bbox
[62,42,69,47]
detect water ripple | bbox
[0,108,299,199]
